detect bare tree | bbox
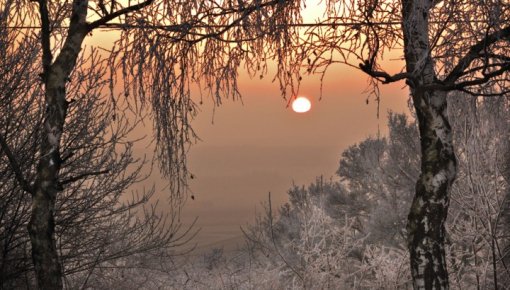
[0,0,306,288]
[294,0,510,288]
[336,95,510,289]
[0,11,196,288]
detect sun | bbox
[291,96,312,113]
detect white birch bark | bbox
[402,0,457,289]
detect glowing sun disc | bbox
[292,97,312,113]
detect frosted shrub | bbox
[291,205,363,288]
[360,245,411,289]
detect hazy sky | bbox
[85,3,412,253]
[175,63,411,252]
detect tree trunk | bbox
[407,88,456,289]
[28,67,81,290]
[402,0,457,289]
[27,82,68,290]
[29,1,88,288]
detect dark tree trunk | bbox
[402,0,457,289]
[29,1,89,288]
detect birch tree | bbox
[337,97,510,288]
[296,1,510,288]
[0,0,303,288]
[0,11,195,288]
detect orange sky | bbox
[83,2,411,252]
[125,61,410,253]
[177,62,410,252]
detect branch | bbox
[87,0,154,31]
[60,170,109,185]
[92,0,284,43]
[37,0,52,80]
[444,25,510,85]
[0,132,33,194]
[422,62,510,92]
[359,61,410,84]
[451,63,510,89]
[188,0,283,44]
[458,87,510,97]
[267,192,304,282]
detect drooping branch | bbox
[185,0,286,44]
[89,0,289,44]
